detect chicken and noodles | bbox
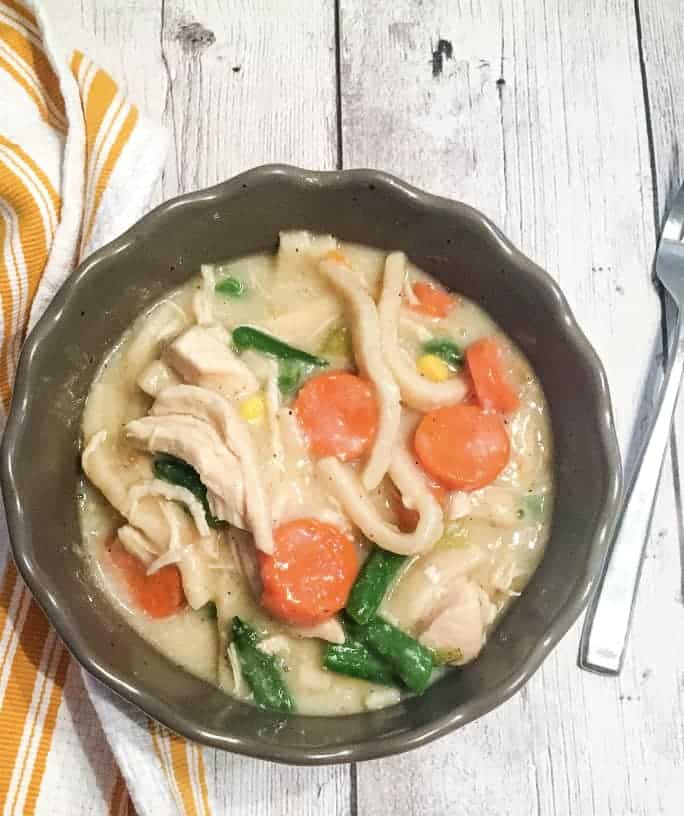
[79,232,553,715]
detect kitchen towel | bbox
[0,2,217,814]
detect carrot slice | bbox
[390,482,448,533]
[259,518,358,625]
[294,370,378,461]
[409,281,457,318]
[466,337,519,412]
[414,404,510,491]
[106,537,186,618]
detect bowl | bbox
[1,165,622,764]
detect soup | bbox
[79,231,553,715]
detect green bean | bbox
[346,549,407,624]
[421,337,463,369]
[277,358,313,394]
[323,640,398,686]
[215,276,245,298]
[346,617,434,694]
[231,617,295,713]
[153,453,224,529]
[232,326,328,367]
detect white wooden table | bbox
[58,2,684,813]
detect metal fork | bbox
[579,181,684,675]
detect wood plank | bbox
[51,2,348,815]
[159,0,338,196]
[340,2,684,814]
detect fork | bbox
[579,181,684,675]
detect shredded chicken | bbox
[117,525,155,564]
[319,255,401,489]
[151,384,274,554]
[226,643,245,696]
[378,252,468,411]
[418,580,496,665]
[125,413,245,528]
[147,501,184,573]
[128,478,210,537]
[384,547,485,632]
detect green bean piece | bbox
[346,549,407,624]
[232,326,328,367]
[215,276,245,298]
[277,358,313,394]
[153,453,224,529]
[421,337,463,369]
[324,640,398,686]
[231,617,295,713]
[347,617,434,694]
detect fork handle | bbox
[579,310,684,674]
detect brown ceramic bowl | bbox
[1,165,622,763]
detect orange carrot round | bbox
[466,337,519,413]
[409,281,457,318]
[259,518,358,626]
[414,404,510,491]
[106,537,186,618]
[294,370,378,461]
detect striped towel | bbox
[0,2,218,814]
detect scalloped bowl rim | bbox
[1,165,622,764]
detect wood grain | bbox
[339,1,684,814]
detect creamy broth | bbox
[79,232,552,715]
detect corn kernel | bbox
[417,354,450,382]
[240,393,265,424]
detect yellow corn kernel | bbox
[417,354,450,382]
[240,393,265,424]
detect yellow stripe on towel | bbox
[0,562,69,815]
[71,50,140,251]
[0,136,59,408]
[0,12,66,130]
[149,720,212,815]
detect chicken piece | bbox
[125,413,245,528]
[164,325,258,398]
[117,524,155,564]
[418,580,497,665]
[124,300,189,380]
[137,360,182,398]
[128,478,211,537]
[382,546,484,628]
[151,384,274,554]
[82,433,218,609]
